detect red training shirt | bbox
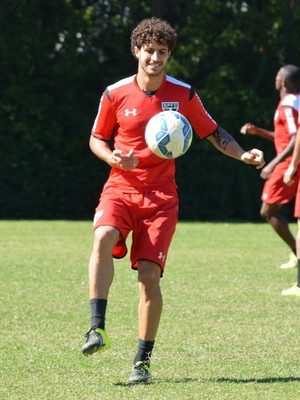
[92,74,218,192]
[274,93,300,162]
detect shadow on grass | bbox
[114,377,300,387]
[114,378,198,386]
[215,377,300,384]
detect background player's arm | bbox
[206,126,265,169]
[284,130,300,185]
[260,134,296,180]
[89,135,138,171]
[240,122,274,141]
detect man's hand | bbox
[240,123,257,135]
[259,162,276,180]
[241,149,265,169]
[109,149,139,171]
[284,164,297,186]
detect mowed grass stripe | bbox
[1,221,299,400]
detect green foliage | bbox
[1,220,300,399]
[1,0,300,220]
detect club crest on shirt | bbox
[162,102,179,111]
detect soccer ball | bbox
[145,111,193,159]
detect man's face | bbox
[275,68,285,91]
[135,42,171,77]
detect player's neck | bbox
[136,72,164,92]
[279,87,288,98]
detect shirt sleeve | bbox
[186,90,218,139]
[283,106,298,136]
[91,90,117,140]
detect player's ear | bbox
[282,79,288,89]
[134,46,140,59]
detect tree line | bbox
[1,0,300,220]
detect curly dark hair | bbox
[130,17,177,57]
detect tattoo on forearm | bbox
[213,127,234,151]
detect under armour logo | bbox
[124,108,137,116]
[158,252,166,261]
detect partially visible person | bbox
[241,64,300,269]
[82,17,265,384]
[282,99,300,296]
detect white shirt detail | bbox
[93,210,104,226]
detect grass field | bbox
[1,220,300,400]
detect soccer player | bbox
[282,98,300,296]
[240,64,300,269]
[82,17,265,384]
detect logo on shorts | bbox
[158,252,166,261]
[162,102,179,111]
[93,210,104,226]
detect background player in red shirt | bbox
[81,17,265,384]
[240,64,300,270]
[283,98,300,295]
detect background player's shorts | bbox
[261,162,299,204]
[93,189,179,275]
[294,182,300,217]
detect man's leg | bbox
[282,218,300,296]
[260,202,296,250]
[137,261,163,340]
[297,219,300,286]
[89,226,119,299]
[260,202,297,269]
[128,261,162,383]
[82,226,120,355]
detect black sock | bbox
[133,339,155,367]
[90,298,107,330]
[292,248,297,256]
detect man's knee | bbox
[93,226,120,250]
[260,202,283,221]
[138,261,161,287]
[260,203,274,220]
[260,207,269,220]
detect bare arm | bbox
[260,134,296,180]
[89,134,138,170]
[206,126,265,169]
[240,122,274,141]
[284,129,300,185]
[289,130,300,168]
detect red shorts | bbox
[93,189,179,274]
[294,183,300,217]
[261,162,299,205]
